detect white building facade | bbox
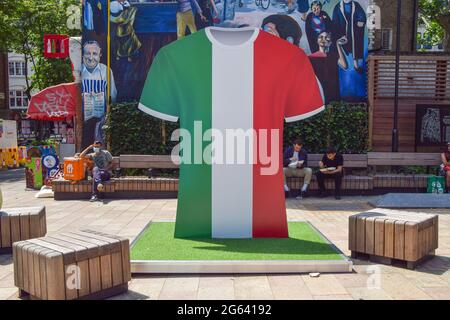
[7,52,33,111]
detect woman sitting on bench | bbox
[440,141,450,193]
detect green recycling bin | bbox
[427,176,445,194]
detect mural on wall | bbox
[416,105,450,147]
[82,0,369,146]
[81,0,114,148]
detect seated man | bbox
[283,139,313,199]
[316,146,344,200]
[79,140,114,202]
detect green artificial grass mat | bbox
[131,222,343,261]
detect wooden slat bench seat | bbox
[373,174,430,189]
[118,154,179,170]
[368,152,441,167]
[13,229,131,300]
[349,209,438,269]
[0,207,46,254]
[52,177,178,200]
[287,175,373,193]
[307,154,368,169]
[367,152,441,191]
[53,152,444,199]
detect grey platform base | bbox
[369,193,450,209]
[131,259,353,274]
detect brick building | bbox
[370,0,419,53]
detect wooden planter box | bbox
[349,209,438,269]
[0,206,47,253]
[13,229,131,300]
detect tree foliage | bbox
[0,0,81,96]
[419,0,450,50]
[105,101,369,156]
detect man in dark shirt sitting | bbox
[316,146,344,200]
[79,140,114,202]
[283,139,313,199]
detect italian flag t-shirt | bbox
[139,27,324,239]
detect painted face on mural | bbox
[311,3,322,16]
[83,42,102,72]
[317,32,332,50]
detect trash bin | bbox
[427,176,445,194]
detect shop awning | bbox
[27,83,79,121]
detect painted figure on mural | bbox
[110,0,142,62]
[81,41,117,146]
[332,0,366,73]
[297,0,311,20]
[177,0,207,39]
[83,0,105,34]
[195,0,219,30]
[421,108,441,143]
[309,30,348,103]
[261,15,302,46]
[305,1,332,53]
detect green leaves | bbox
[105,102,179,156]
[284,101,369,154]
[0,0,81,91]
[106,101,369,156]
[419,0,450,50]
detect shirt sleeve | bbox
[139,48,179,122]
[191,0,202,14]
[105,151,113,163]
[284,50,325,123]
[110,69,117,103]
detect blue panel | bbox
[133,3,177,33]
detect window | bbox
[381,28,393,51]
[8,61,26,76]
[9,90,28,108]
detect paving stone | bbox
[234,276,274,300]
[420,287,450,300]
[346,287,393,300]
[267,275,313,300]
[313,294,353,300]
[379,273,432,300]
[301,274,349,296]
[158,276,199,300]
[1,170,449,300]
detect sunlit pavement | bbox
[0,169,449,300]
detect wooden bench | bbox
[53,155,179,200]
[349,209,438,269]
[287,154,373,193]
[1,207,46,254]
[368,152,442,191]
[13,229,131,300]
[52,152,444,199]
[368,152,441,167]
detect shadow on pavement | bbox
[0,169,25,183]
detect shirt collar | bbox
[82,63,101,74]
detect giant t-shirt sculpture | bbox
[139,27,324,239]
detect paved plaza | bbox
[0,169,449,300]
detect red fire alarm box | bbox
[43,34,69,58]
